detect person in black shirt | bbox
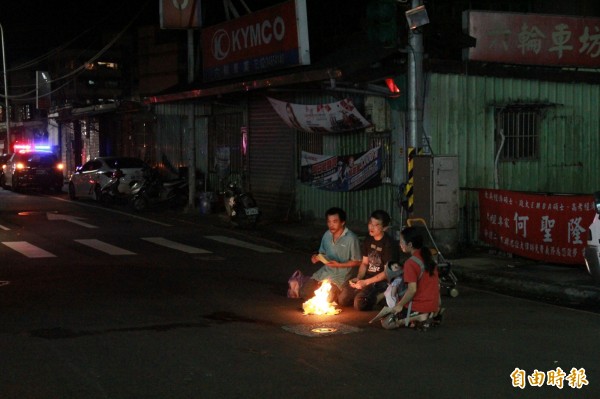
[338,210,395,310]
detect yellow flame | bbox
[302,280,341,315]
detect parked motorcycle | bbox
[130,167,188,211]
[99,166,139,205]
[223,181,260,228]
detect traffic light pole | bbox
[407,0,424,150]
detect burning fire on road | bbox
[302,279,341,315]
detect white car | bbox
[68,156,148,201]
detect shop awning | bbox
[144,67,343,104]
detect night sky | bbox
[0,0,281,66]
[0,0,157,64]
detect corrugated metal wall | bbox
[424,72,600,242]
[425,73,600,193]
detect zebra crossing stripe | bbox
[205,235,283,253]
[0,225,10,231]
[141,237,212,254]
[74,239,136,255]
[2,241,56,258]
[1,235,280,258]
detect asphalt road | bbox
[0,189,598,398]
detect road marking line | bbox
[74,239,136,255]
[205,235,283,253]
[50,197,173,227]
[0,225,10,230]
[47,213,98,228]
[141,237,212,254]
[2,241,56,258]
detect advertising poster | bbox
[300,147,382,192]
[479,189,595,264]
[269,97,371,133]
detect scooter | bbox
[99,167,138,205]
[130,167,188,212]
[223,181,260,228]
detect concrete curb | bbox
[454,268,600,306]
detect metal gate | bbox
[208,103,245,193]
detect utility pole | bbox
[407,0,425,149]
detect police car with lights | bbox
[1,145,64,193]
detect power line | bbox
[1,0,152,101]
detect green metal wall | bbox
[425,73,600,243]
[425,73,600,194]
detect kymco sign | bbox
[201,0,310,82]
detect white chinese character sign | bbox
[479,189,595,264]
[464,11,600,68]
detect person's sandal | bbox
[432,307,446,327]
[414,319,432,331]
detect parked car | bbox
[1,151,64,192]
[68,156,148,201]
[0,153,12,187]
[584,191,600,284]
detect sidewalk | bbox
[186,209,600,308]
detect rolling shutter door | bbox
[248,93,295,220]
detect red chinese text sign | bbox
[479,189,595,264]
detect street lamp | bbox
[0,23,9,153]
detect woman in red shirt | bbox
[381,226,442,330]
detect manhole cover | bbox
[282,322,362,337]
[311,327,337,334]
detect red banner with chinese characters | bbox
[479,189,595,264]
[465,11,600,68]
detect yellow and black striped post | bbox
[405,147,416,214]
